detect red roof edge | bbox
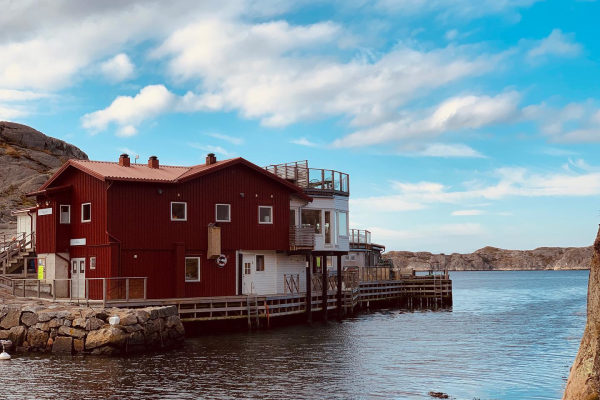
[26,184,73,197]
[178,158,313,202]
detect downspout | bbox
[27,211,35,251]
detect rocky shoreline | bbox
[0,302,184,356]
[386,245,592,271]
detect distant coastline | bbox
[385,245,592,271]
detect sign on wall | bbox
[37,259,45,280]
[38,208,52,216]
[70,238,86,246]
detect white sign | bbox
[70,238,86,246]
[38,208,52,216]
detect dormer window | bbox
[81,203,91,223]
[171,202,187,221]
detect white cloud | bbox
[100,53,135,83]
[527,29,582,62]
[117,147,137,156]
[523,101,600,143]
[290,137,318,147]
[333,91,520,147]
[117,125,138,137]
[445,29,459,40]
[0,105,28,120]
[0,89,50,101]
[410,143,485,158]
[368,223,486,242]
[189,143,230,156]
[452,209,485,216]
[208,133,244,145]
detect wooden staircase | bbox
[0,233,35,275]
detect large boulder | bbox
[563,228,600,399]
[85,327,126,350]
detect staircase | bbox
[246,283,259,330]
[0,233,35,275]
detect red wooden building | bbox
[29,153,311,299]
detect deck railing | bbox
[359,266,392,282]
[349,229,371,246]
[0,232,35,273]
[283,274,300,294]
[265,160,350,196]
[289,226,315,250]
[7,277,147,307]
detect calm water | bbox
[2,271,589,400]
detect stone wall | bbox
[0,303,184,355]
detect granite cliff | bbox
[0,121,87,238]
[563,228,600,399]
[385,245,592,271]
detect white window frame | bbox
[89,256,96,270]
[60,205,71,224]
[81,203,91,223]
[185,257,201,282]
[255,254,265,273]
[338,211,349,237]
[171,202,187,221]
[215,204,231,222]
[258,206,273,224]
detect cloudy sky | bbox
[2,0,599,253]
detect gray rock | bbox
[21,312,38,326]
[135,310,150,324]
[33,322,50,331]
[49,318,63,328]
[27,328,49,350]
[52,336,73,354]
[174,323,185,335]
[127,331,145,346]
[85,317,105,331]
[57,326,86,339]
[8,326,27,346]
[165,315,181,328]
[85,327,126,349]
[115,312,137,326]
[0,307,21,329]
[123,324,143,333]
[38,310,70,322]
[72,318,87,329]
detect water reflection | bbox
[2,271,589,400]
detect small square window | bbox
[259,206,273,224]
[90,256,96,270]
[171,202,187,221]
[185,257,200,282]
[81,203,91,223]
[256,255,265,272]
[216,204,231,222]
[60,205,70,224]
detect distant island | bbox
[385,246,592,271]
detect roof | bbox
[34,158,312,202]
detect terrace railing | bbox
[265,160,350,196]
[349,229,371,247]
[284,274,300,294]
[0,232,35,273]
[359,266,392,282]
[289,226,316,250]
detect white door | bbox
[71,258,86,298]
[242,254,255,294]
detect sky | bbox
[1,0,600,253]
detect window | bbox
[324,211,331,244]
[301,209,321,233]
[81,203,91,223]
[171,202,187,221]
[338,212,348,237]
[216,204,231,222]
[289,209,296,226]
[185,257,200,282]
[256,255,265,272]
[259,206,273,224]
[90,256,96,270]
[60,205,70,224]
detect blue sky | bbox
[1,0,600,253]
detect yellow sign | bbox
[37,259,45,280]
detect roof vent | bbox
[119,153,130,167]
[206,153,217,165]
[148,156,159,169]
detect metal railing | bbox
[9,277,147,307]
[265,160,350,196]
[289,226,316,250]
[349,229,371,246]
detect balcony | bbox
[265,160,349,197]
[289,226,316,250]
[350,229,372,249]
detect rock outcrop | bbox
[385,245,592,271]
[0,303,184,355]
[563,229,600,399]
[0,121,88,237]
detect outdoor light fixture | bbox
[240,193,245,197]
[158,189,163,194]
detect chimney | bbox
[148,156,159,169]
[119,153,130,167]
[206,153,217,165]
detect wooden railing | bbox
[359,266,392,282]
[284,274,300,294]
[9,277,147,307]
[289,226,315,250]
[311,275,322,292]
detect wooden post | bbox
[337,255,342,320]
[37,279,41,298]
[23,280,26,297]
[143,278,147,301]
[126,278,130,301]
[52,279,56,301]
[306,254,312,323]
[322,256,328,321]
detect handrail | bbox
[265,162,350,195]
[289,226,315,249]
[0,231,35,274]
[284,274,300,294]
